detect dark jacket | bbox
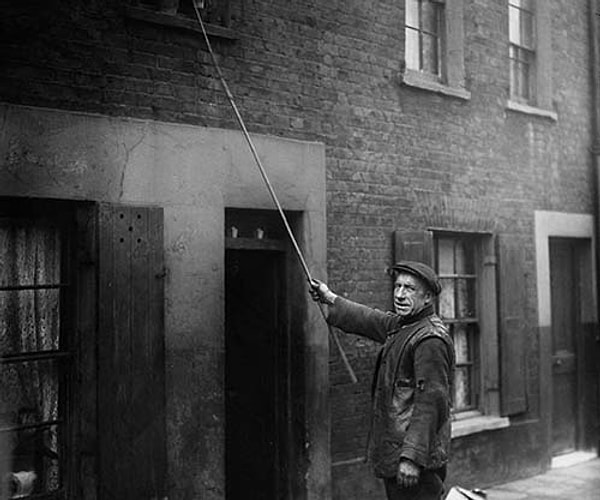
[328,297,455,478]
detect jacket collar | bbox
[396,303,434,326]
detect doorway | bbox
[225,245,289,499]
[549,237,597,457]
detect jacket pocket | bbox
[389,382,414,435]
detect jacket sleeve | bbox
[327,297,396,344]
[399,337,452,467]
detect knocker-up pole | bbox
[192,1,357,383]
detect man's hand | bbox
[396,458,420,488]
[309,279,337,305]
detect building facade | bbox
[0,0,599,499]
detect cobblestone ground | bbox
[484,456,600,500]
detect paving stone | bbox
[483,458,600,500]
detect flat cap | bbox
[390,260,442,296]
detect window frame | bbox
[508,0,536,104]
[405,0,444,77]
[402,0,470,100]
[0,200,78,499]
[431,231,503,427]
[506,0,555,118]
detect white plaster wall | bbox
[0,102,329,499]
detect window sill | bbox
[506,100,557,121]
[401,70,471,101]
[124,6,238,40]
[451,414,509,438]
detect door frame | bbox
[535,211,597,462]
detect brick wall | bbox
[1,0,595,495]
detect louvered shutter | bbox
[497,234,527,415]
[97,203,166,499]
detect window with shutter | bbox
[395,230,507,433]
[0,199,167,499]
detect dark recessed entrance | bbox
[225,210,290,500]
[549,237,598,456]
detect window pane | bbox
[422,33,440,75]
[520,11,533,49]
[0,360,60,424]
[437,239,454,275]
[509,0,533,11]
[454,367,471,410]
[0,290,61,355]
[510,46,532,100]
[6,423,61,496]
[439,278,476,318]
[456,278,476,318]
[509,4,521,44]
[453,324,470,364]
[0,222,61,288]
[421,1,440,34]
[406,0,419,29]
[439,278,456,319]
[405,28,420,70]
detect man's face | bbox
[393,272,432,317]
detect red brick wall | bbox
[1,0,595,495]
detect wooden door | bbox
[97,204,166,499]
[549,238,582,456]
[225,247,288,499]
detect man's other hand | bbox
[309,279,337,305]
[396,458,420,488]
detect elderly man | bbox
[310,261,455,500]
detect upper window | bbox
[405,0,444,77]
[403,0,469,99]
[506,0,554,116]
[509,0,535,103]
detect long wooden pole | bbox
[192,2,357,383]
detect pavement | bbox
[481,453,600,500]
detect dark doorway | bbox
[225,246,288,499]
[549,237,595,456]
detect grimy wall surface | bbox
[0,103,328,499]
[1,0,595,498]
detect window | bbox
[125,0,237,40]
[405,0,444,77]
[0,211,73,498]
[506,0,554,116]
[435,234,484,414]
[395,229,518,436]
[0,199,167,499]
[403,0,469,99]
[508,0,535,103]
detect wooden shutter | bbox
[97,203,166,499]
[497,234,527,415]
[393,230,434,265]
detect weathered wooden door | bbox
[549,238,584,456]
[225,246,288,499]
